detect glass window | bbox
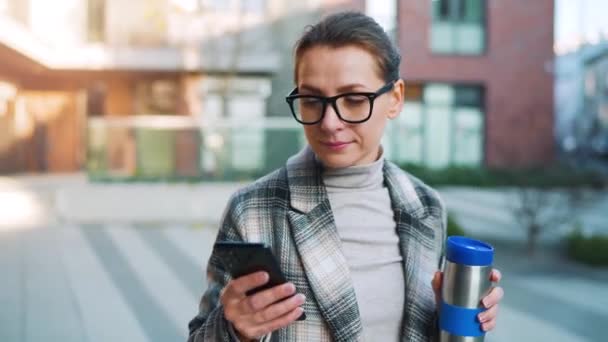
[87,0,106,42]
[453,107,482,165]
[455,22,484,54]
[424,84,454,105]
[397,103,424,164]
[365,0,397,42]
[228,95,264,171]
[202,95,222,122]
[425,105,451,169]
[430,0,485,55]
[432,0,449,21]
[388,83,484,168]
[462,0,483,22]
[455,85,482,107]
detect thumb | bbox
[432,271,443,292]
[432,271,443,309]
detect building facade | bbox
[0,0,279,174]
[0,0,555,176]
[555,39,608,159]
[393,0,555,169]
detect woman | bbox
[188,11,503,342]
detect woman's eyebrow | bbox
[299,83,369,95]
[336,83,368,92]
[299,84,323,94]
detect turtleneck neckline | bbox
[321,150,385,191]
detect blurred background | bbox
[0,0,607,341]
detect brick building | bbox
[390,0,555,169]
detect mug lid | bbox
[446,236,494,266]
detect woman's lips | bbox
[322,141,351,151]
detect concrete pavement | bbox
[1,173,607,341]
[1,224,606,342]
[5,173,607,241]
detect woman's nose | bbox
[319,103,344,132]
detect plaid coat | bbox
[188,146,447,341]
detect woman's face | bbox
[296,45,404,168]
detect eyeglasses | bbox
[285,81,396,125]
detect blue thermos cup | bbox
[439,236,494,342]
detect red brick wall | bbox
[398,0,555,168]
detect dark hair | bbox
[293,11,401,83]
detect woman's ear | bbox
[387,79,405,120]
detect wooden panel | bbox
[20,91,84,172]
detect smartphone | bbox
[214,241,306,320]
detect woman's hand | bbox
[220,271,305,341]
[432,269,504,332]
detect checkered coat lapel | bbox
[384,162,446,341]
[286,146,363,342]
[285,147,445,342]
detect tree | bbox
[509,179,596,255]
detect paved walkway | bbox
[4,173,607,242]
[1,224,606,342]
[1,174,607,341]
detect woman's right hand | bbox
[220,271,306,341]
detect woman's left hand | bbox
[431,268,504,332]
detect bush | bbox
[566,229,608,266]
[447,214,466,237]
[399,163,606,189]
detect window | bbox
[87,0,105,42]
[365,0,397,43]
[430,0,486,55]
[199,76,271,171]
[390,83,484,168]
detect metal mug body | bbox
[439,261,492,342]
[439,331,486,342]
[442,262,492,308]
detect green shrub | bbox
[399,163,606,189]
[566,229,608,266]
[447,214,466,237]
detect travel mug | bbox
[439,236,494,342]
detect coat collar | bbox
[285,145,428,219]
[285,145,326,213]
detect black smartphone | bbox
[214,241,306,321]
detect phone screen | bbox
[214,242,287,295]
[213,241,306,320]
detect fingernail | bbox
[482,298,490,308]
[285,283,295,293]
[478,313,486,323]
[296,294,306,302]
